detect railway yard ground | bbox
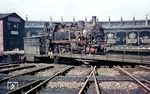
[0,62,150,94]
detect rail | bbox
[0,65,35,74]
[78,66,101,94]
[78,66,94,94]
[24,66,74,94]
[0,65,53,84]
[0,64,20,69]
[93,66,101,94]
[114,66,150,92]
[0,61,22,66]
[138,65,150,70]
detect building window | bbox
[7,23,11,29]
[11,31,19,35]
[14,24,17,28]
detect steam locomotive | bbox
[52,22,105,54]
[24,17,106,61]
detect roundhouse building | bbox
[25,16,150,47]
[102,17,150,46]
[0,13,25,55]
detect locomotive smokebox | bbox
[77,21,85,27]
[92,16,97,25]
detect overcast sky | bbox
[0,0,150,21]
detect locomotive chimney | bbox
[97,17,99,23]
[92,16,97,25]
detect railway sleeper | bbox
[0,65,35,74]
[0,64,20,69]
[114,66,150,92]
[0,65,53,84]
[0,61,22,66]
[24,66,74,94]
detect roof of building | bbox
[0,13,25,21]
[0,13,12,19]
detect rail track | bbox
[0,61,21,66]
[78,66,101,94]
[9,66,74,94]
[0,62,150,94]
[114,66,150,93]
[138,65,150,70]
[0,64,20,69]
[0,65,53,84]
[0,65,35,74]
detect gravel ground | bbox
[8,63,50,75]
[35,64,68,77]
[86,83,97,94]
[132,71,150,77]
[124,68,150,77]
[66,67,91,76]
[97,68,121,77]
[8,68,35,75]
[20,63,50,67]
[39,88,79,94]
[47,81,84,89]
[0,64,36,71]
[50,76,86,82]
[99,81,146,94]
[99,81,138,90]
[1,64,149,94]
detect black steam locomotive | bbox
[52,22,105,54]
[24,18,105,61]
